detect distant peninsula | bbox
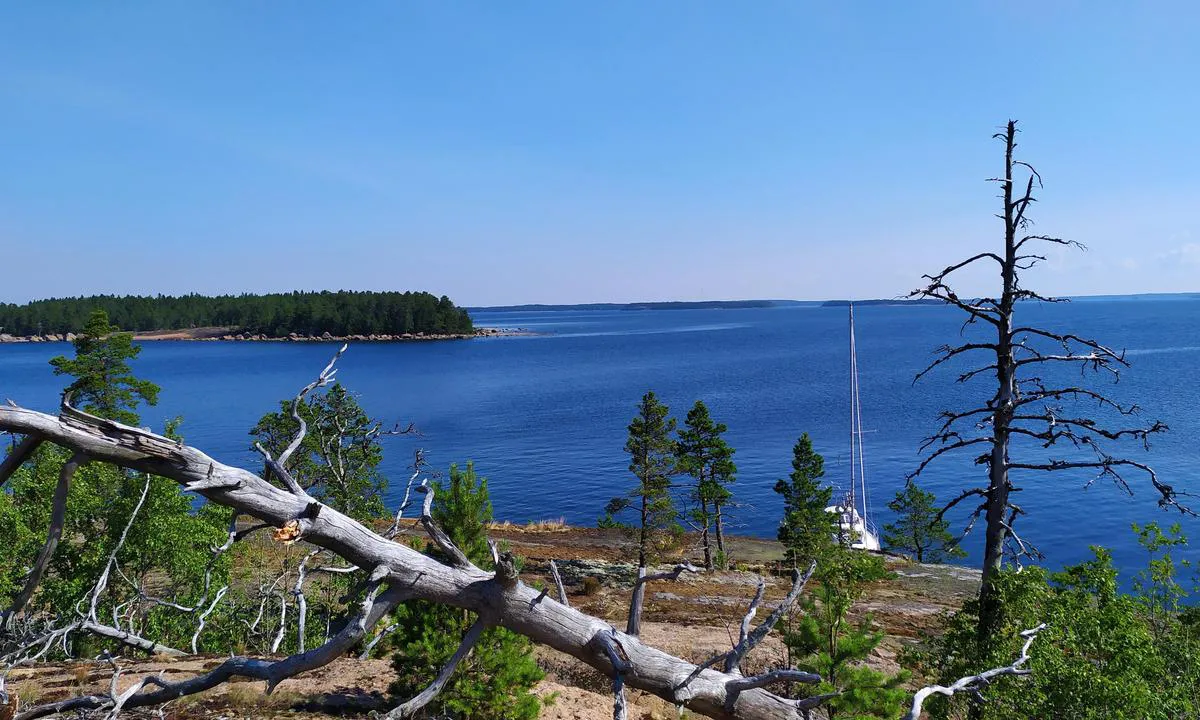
[821,298,944,307]
[471,300,785,312]
[0,291,474,342]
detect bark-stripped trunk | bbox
[627,566,648,636]
[977,121,1019,649]
[0,403,819,720]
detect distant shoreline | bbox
[0,326,537,344]
[471,293,1200,313]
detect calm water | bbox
[2,300,1198,577]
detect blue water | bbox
[2,300,1198,578]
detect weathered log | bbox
[0,401,819,720]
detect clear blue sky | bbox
[2,3,1197,305]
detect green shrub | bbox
[388,462,542,719]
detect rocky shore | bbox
[0,327,536,343]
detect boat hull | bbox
[825,504,881,551]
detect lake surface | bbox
[3,300,1198,578]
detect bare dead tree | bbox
[909,120,1190,645]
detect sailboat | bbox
[825,303,881,551]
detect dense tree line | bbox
[0,290,473,337]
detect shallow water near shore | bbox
[2,300,1198,578]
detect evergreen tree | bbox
[786,549,907,719]
[250,383,389,523]
[48,309,159,425]
[600,391,680,569]
[676,401,736,570]
[433,462,492,563]
[2,324,226,649]
[774,433,837,568]
[882,482,965,564]
[388,462,543,719]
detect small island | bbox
[0,290,478,343]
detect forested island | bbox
[0,291,474,340]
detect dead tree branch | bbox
[383,617,489,719]
[549,560,569,607]
[903,623,1046,720]
[0,434,43,489]
[627,562,701,635]
[0,399,833,720]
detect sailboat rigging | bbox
[825,303,881,551]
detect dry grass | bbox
[488,517,569,533]
[225,683,305,711]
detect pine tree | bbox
[388,462,543,719]
[882,482,965,564]
[600,391,680,569]
[250,383,389,523]
[786,550,907,719]
[433,462,492,563]
[676,401,736,570]
[2,317,225,647]
[774,433,837,568]
[49,309,159,425]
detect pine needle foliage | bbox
[600,391,682,567]
[775,433,837,569]
[676,400,736,569]
[882,482,965,564]
[388,462,543,720]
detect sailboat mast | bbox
[848,304,857,514]
[849,304,870,525]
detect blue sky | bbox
[2,3,1197,305]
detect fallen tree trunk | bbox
[0,401,815,720]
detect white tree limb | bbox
[903,623,1046,720]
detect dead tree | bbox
[909,120,1190,646]
[0,349,832,720]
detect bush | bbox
[911,525,1200,719]
[582,576,602,596]
[388,462,543,719]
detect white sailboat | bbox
[825,303,881,551]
